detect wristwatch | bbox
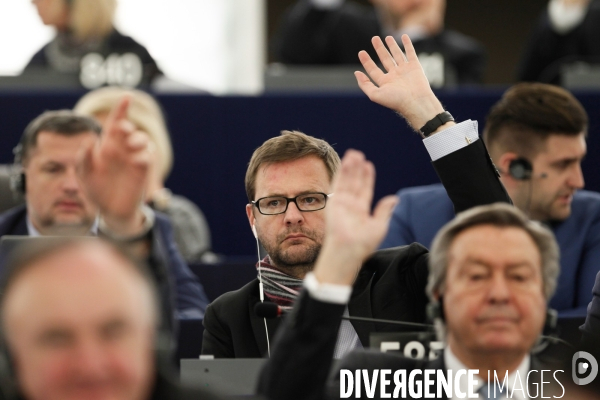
[419,111,454,137]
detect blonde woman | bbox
[75,87,213,262]
[26,0,160,87]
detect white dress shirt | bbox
[445,346,530,400]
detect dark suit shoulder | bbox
[0,205,28,236]
[209,279,259,309]
[364,243,430,276]
[397,183,446,197]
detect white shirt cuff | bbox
[304,272,352,304]
[423,119,479,162]
[548,0,588,34]
[311,0,344,10]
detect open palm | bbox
[355,35,445,131]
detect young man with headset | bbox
[0,101,208,333]
[201,35,511,359]
[379,82,595,316]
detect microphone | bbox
[254,302,434,330]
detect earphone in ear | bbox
[252,224,257,239]
[508,158,533,180]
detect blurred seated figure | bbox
[0,104,208,329]
[274,0,486,86]
[518,0,600,84]
[0,238,222,400]
[24,0,161,88]
[74,87,214,263]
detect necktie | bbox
[479,382,505,400]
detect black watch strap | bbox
[419,111,454,137]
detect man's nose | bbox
[283,201,304,225]
[568,164,585,189]
[488,273,510,303]
[62,168,80,192]
[72,339,108,377]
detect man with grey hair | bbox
[258,185,566,398]
[0,238,221,400]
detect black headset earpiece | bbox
[508,158,533,181]
[544,308,558,333]
[426,297,445,323]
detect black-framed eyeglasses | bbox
[251,192,333,215]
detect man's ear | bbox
[246,203,256,235]
[496,152,522,185]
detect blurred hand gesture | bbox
[78,97,150,236]
[314,150,397,286]
[355,35,448,133]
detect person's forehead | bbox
[534,132,586,160]
[3,244,152,333]
[254,156,331,198]
[32,130,97,153]
[448,225,541,268]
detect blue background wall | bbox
[1,89,599,255]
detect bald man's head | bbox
[0,239,159,400]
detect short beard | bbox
[260,228,323,279]
[268,241,321,278]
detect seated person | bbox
[274,0,486,85]
[257,170,566,398]
[24,0,160,88]
[0,237,223,400]
[518,0,600,83]
[74,87,214,263]
[380,83,597,316]
[201,35,509,358]
[0,102,208,332]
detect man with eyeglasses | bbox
[201,35,511,359]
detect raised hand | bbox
[313,150,398,286]
[78,97,151,236]
[355,35,452,133]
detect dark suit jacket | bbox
[518,0,600,83]
[202,139,511,358]
[0,205,209,332]
[274,0,486,84]
[258,293,565,400]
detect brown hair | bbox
[483,83,588,160]
[245,130,341,201]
